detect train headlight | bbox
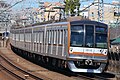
[69,48,73,53]
[103,51,107,55]
[100,49,107,55]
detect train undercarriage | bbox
[11,44,108,73]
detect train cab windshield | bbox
[70,25,84,47]
[95,26,107,48]
[70,24,108,49]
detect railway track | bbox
[0,50,50,80]
[65,71,110,80]
[76,73,110,80]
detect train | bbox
[10,18,109,73]
[2,31,10,39]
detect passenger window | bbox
[59,30,63,44]
[64,29,67,44]
[40,32,42,43]
[49,30,51,44]
[37,33,39,43]
[34,33,36,42]
[20,34,24,41]
[16,34,18,41]
[54,30,57,44]
[30,34,31,42]
[46,31,49,44]
[53,30,56,44]
[56,30,58,44]
[12,34,15,40]
[51,30,53,44]
[25,33,28,42]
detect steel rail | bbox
[0,51,51,80]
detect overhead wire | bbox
[0,0,25,14]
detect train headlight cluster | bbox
[69,48,73,53]
[100,49,107,55]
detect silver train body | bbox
[10,20,109,73]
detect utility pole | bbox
[113,0,120,38]
[95,0,104,22]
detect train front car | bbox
[67,20,108,73]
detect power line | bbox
[0,0,25,14]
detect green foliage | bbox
[64,0,80,16]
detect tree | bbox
[64,0,80,16]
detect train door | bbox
[36,26,45,55]
[47,29,52,56]
[57,27,68,58]
[52,29,57,56]
[84,25,94,57]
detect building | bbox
[43,2,64,21]
[80,0,120,27]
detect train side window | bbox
[59,30,63,44]
[39,32,42,43]
[46,31,49,44]
[16,34,18,41]
[51,30,53,44]
[62,30,65,44]
[29,34,30,42]
[22,34,24,41]
[58,30,60,44]
[16,34,19,41]
[26,33,30,42]
[64,29,67,44]
[27,34,29,42]
[12,34,14,40]
[13,34,15,40]
[26,34,28,42]
[19,34,20,41]
[20,34,24,41]
[14,34,16,41]
[52,30,54,44]
[61,30,63,44]
[48,30,51,44]
[63,29,65,44]
[56,30,58,44]
[55,30,57,44]
[25,33,27,42]
[53,30,56,44]
[29,34,31,42]
[48,31,49,44]
[37,33,39,43]
[10,33,12,39]
[36,33,37,43]
[25,34,26,42]
[34,33,36,42]
[40,32,44,43]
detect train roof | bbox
[70,20,108,27]
[11,17,108,29]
